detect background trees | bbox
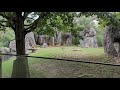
[0,12,120,59]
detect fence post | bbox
[0,50,2,78]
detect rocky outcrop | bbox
[54,31,62,46]
[25,32,36,47]
[9,32,36,52]
[104,25,120,58]
[80,27,98,48]
[61,33,73,45]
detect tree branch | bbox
[0,22,9,27]
[0,12,11,20]
[23,12,32,20]
[25,12,50,34]
[0,20,7,22]
[0,12,15,30]
[0,23,6,27]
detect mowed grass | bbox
[2,46,120,78]
[30,46,109,63]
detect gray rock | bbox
[104,25,119,57]
[54,31,62,45]
[47,37,55,46]
[38,35,47,45]
[42,42,48,48]
[9,32,36,52]
[80,27,98,48]
[62,33,73,46]
[25,32,36,46]
[9,40,16,52]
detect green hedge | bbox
[97,35,103,47]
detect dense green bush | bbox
[97,35,103,47]
[72,37,80,45]
[0,28,15,47]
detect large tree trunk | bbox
[11,12,30,78]
[14,12,26,55]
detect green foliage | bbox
[96,19,106,47]
[0,28,15,47]
[34,12,75,37]
[72,37,80,45]
[73,15,98,31]
[97,35,103,47]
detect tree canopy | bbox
[0,12,120,55]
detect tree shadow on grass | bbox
[0,57,2,78]
[11,56,30,78]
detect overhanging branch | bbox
[23,12,32,20]
[0,22,10,28]
[25,12,50,34]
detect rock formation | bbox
[104,25,120,58]
[80,27,98,48]
[25,32,36,47]
[54,31,62,46]
[61,33,73,45]
[9,32,36,52]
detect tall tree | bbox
[1,12,119,58]
[0,12,50,78]
[0,12,50,55]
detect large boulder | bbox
[80,27,98,48]
[103,25,120,64]
[47,37,55,46]
[9,40,16,52]
[38,35,47,45]
[42,42,48,48]
[25,32,36,47]
[54,31,62,45]
[9,40,32,52]
[37,35,55,46]
[104,25,120,58]
[9,32,36,52]
[62,33,73,45]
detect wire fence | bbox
[0,53,120,67]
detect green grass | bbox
[2,46,120,78]
[2,57,15,78]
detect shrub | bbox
[0,28,15,47]
[97,35,103,47]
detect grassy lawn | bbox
[2,46,120,78]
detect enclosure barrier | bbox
[0,53,120,67]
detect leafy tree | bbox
[0,12,118,55]
[0,12,50,55]
[0,28,15,47]
[73,15,98,30]
[34,12,75,37]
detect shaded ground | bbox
[2,46,120,78]
[29,60,120,78]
